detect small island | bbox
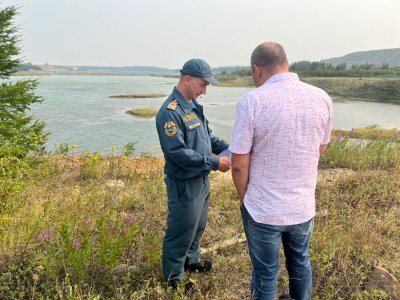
[126,108,158,117]
[109,93,166,99]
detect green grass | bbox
[303,77,400,103]
[0,132,399,298]
[321,127,400,170]
[214,74,253,87]
[126,108,158,117]
[333,125,400,141]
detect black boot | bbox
[184,259,212,273]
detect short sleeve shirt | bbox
[229,72,333,225]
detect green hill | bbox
[321,48,400,67]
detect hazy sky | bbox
[2,0,400,68]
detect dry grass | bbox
[302,77,400,103]
[215,75,400,103]
[126,108,158,117]
[0,146,399,298]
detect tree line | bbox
[15,62,41,71]
[290,61,400,77]
[228,61,400,77]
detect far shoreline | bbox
[11,72,400,104]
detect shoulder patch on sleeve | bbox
[164,121,177,137]
[167,99,178,111]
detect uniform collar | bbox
[172,87,201,113]
[265,72,299,85]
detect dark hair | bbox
[251,42,288,69]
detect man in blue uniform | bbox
[156,59,231,289]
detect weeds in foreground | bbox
[0,138,399,298]
[321,134,400,170]
[333,125,400,141]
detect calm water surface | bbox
[12,75,400,155]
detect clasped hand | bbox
[218,156,232,172]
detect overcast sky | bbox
[2,0,400,68]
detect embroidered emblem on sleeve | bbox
[167,100,178,111]
[164,121,177,137]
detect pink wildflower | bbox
[84,215,91,225]
[72,239,81,249]
[124,215,136,225]
[107,226,117,234]
[37,229,53,242]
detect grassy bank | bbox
[215,74,254,87]
[126,108,158,117]
[303,77,400,103]
[109,93,166,99]
[215,75,400,103]
[333,125,400,141]
[1,129,400,299]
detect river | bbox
[10,75,400,155]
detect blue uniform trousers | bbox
[162,175,210,283]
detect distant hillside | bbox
[321,48,400,67]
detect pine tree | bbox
[0,5,47,158]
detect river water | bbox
[11,75,400,155]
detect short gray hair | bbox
[251,42,288,69]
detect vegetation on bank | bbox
[215,61,400,102]
[215,73,254,87]
[14,62,41,72]
[215,74,400,103]
[224,62,400,78]
[126,108,158,117]
[1,127,399,299]
[303,77,400,103]
[291,61,400,77]
[109,93,166,99]
[333,125,400,141]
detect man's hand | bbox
[218,156,232,172]
[319,144,328,156]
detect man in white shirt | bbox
[230,42,333,300]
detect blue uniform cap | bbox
[180,59,219,85]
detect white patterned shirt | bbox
[229,72,333,225]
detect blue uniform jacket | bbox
[156,87,229,180]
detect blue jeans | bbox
[241,205,314,300]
